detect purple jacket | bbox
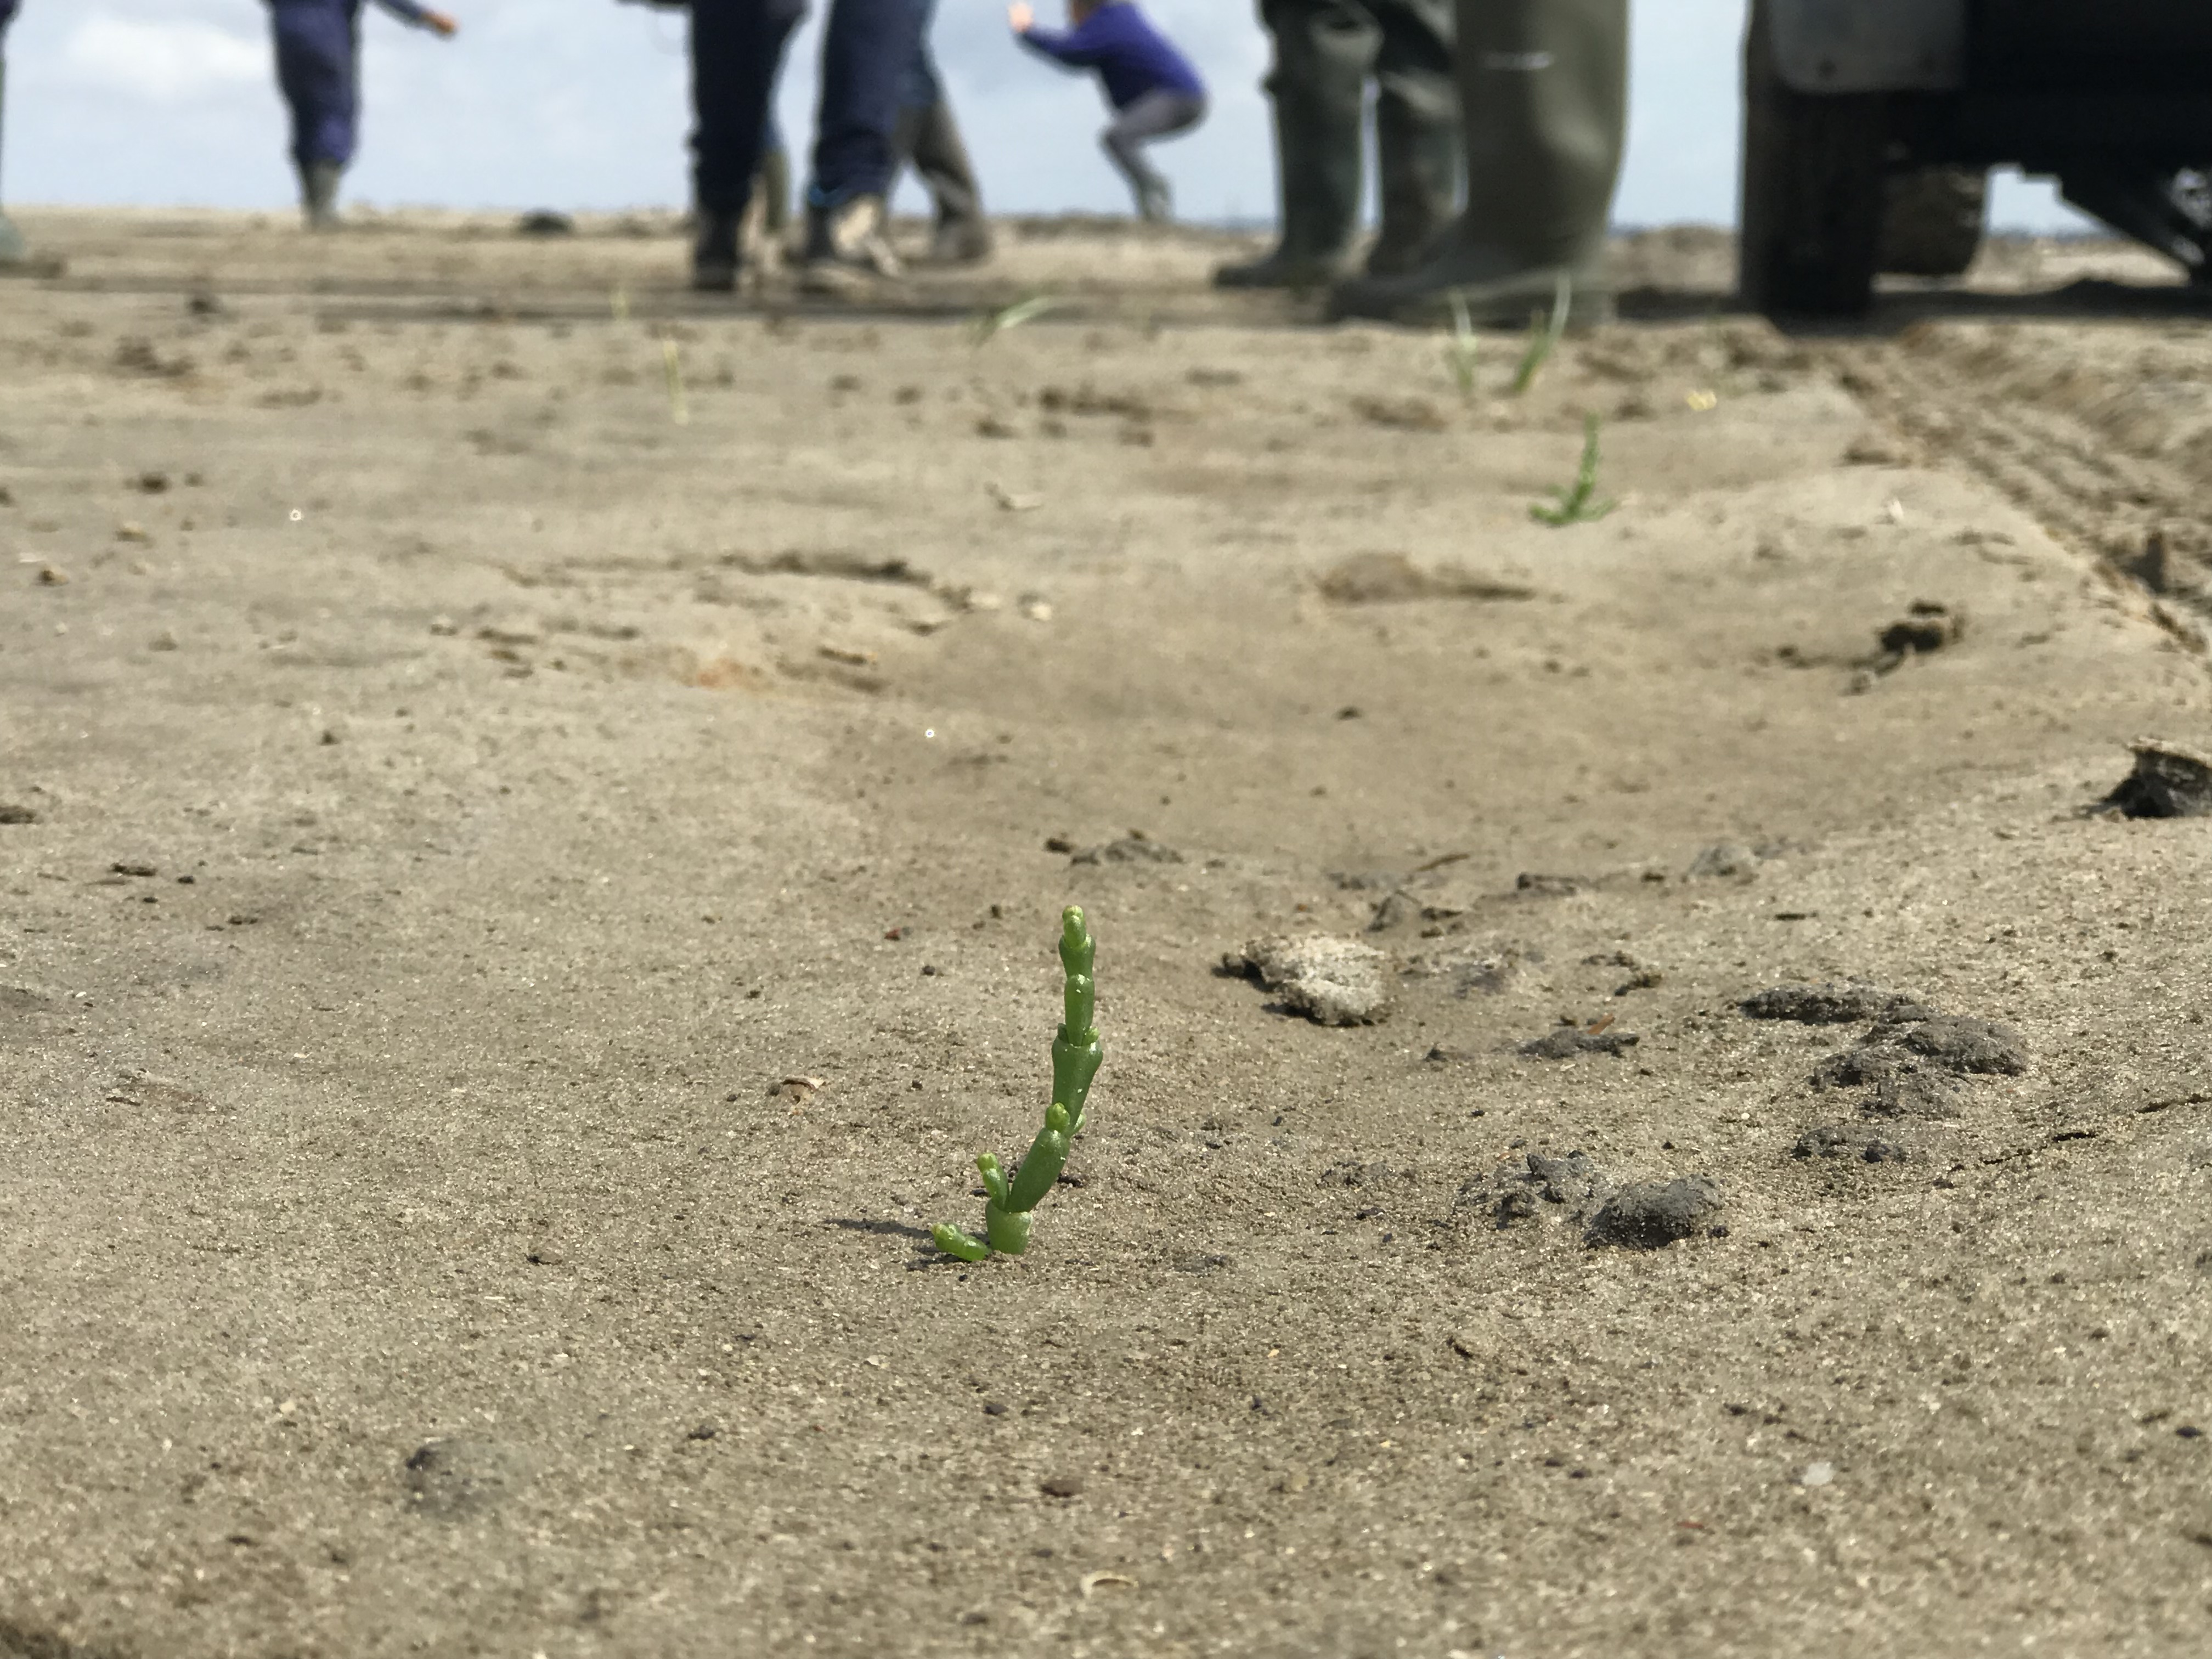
[1020,2,1204,111]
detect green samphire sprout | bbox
[931,906,1104,1261]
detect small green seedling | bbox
[972,292,1062,347]
[661,337,690,426]
[1441,292,1480,400]
[1509,272,1572,397]
[932,906,1104,1261]
[1530,413,1617,527]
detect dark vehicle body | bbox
[1741,0,2212,313]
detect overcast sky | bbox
[2,0,2086,229]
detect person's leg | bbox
[1328,0,1626,324]
[0,33,26,267]
[893,0,991,262]
[1215,0,1378,288]
[689,0,803,288]
[270,1,362,228]
[798,0,918,287]
[1102,92,1205,222]
[1367,0,1459,275]
[910,101,992,261]
[809,0,916,208]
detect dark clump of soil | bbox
[1520,1027,1639,1059]
[1587,1178,1724,1249]
[1457,1151,1606,1229]
[2098,738,2212,819]
[1808,1012,2027,1118]
[1792,1122,1909,1163]
[1071,834,1183,865]
[1878,601,1966,657]
[1742,983,1937,1025]
[1879,1015,2030,1076]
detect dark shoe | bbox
[300,161,344,232]
[692,212,741,292]
[797,195,901,295]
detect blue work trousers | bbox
[692,0,914,214]
[270,0,362,168]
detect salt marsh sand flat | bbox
[3,211,2211,1658]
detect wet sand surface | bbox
[3,211,2212,1657]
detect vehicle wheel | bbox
[1880,167,1987,276]
[1739,0,1887,315]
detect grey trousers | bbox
[1102,89,1207,212]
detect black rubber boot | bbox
[298,160,345,232]
[1327,0,1625,325]
[692,211,742,292]
[1365,8,1460,278]
[756,147,792,239]
[898,100,993,264]
[1215,2,1366,290]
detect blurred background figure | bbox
[266,0,458,232]
[684,0,806,290]
[1328,0,1624,324]
[793,0,926,291]
[1011,0,1206,224]
[0,0,25,266]
[1215,0,1458,290]
[895,0,991,263]
[683,0,921,293]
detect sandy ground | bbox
[4,210,2212,1659]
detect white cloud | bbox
[60,12,266,105]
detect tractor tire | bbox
[1880,166,1987,276]
[1739,0,1887,316]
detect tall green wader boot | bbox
[1214,0,1368,289]
[0,48,30,268]
[1328,0,1625,324]
[1364,0,1460,276]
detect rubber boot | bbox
[0,52,27,269]
[692,211,742,292]
[757,146,792,239]
[1327,0,1626,325]
[797,193,902,295]
[1214,12,1365,290]
[1364,66,1460,275]
[298,160,345,232]
[898,100,992,264]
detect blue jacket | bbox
[1020,2,1204,111]
[0,1,17,30]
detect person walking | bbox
[682,0,921,292]
[1009,0,1207,224]
[0,0,30,267]
[264,0,459,231]
[895,0,991,263]
[1214,0,1459,290]
[1325,0,1625,325]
